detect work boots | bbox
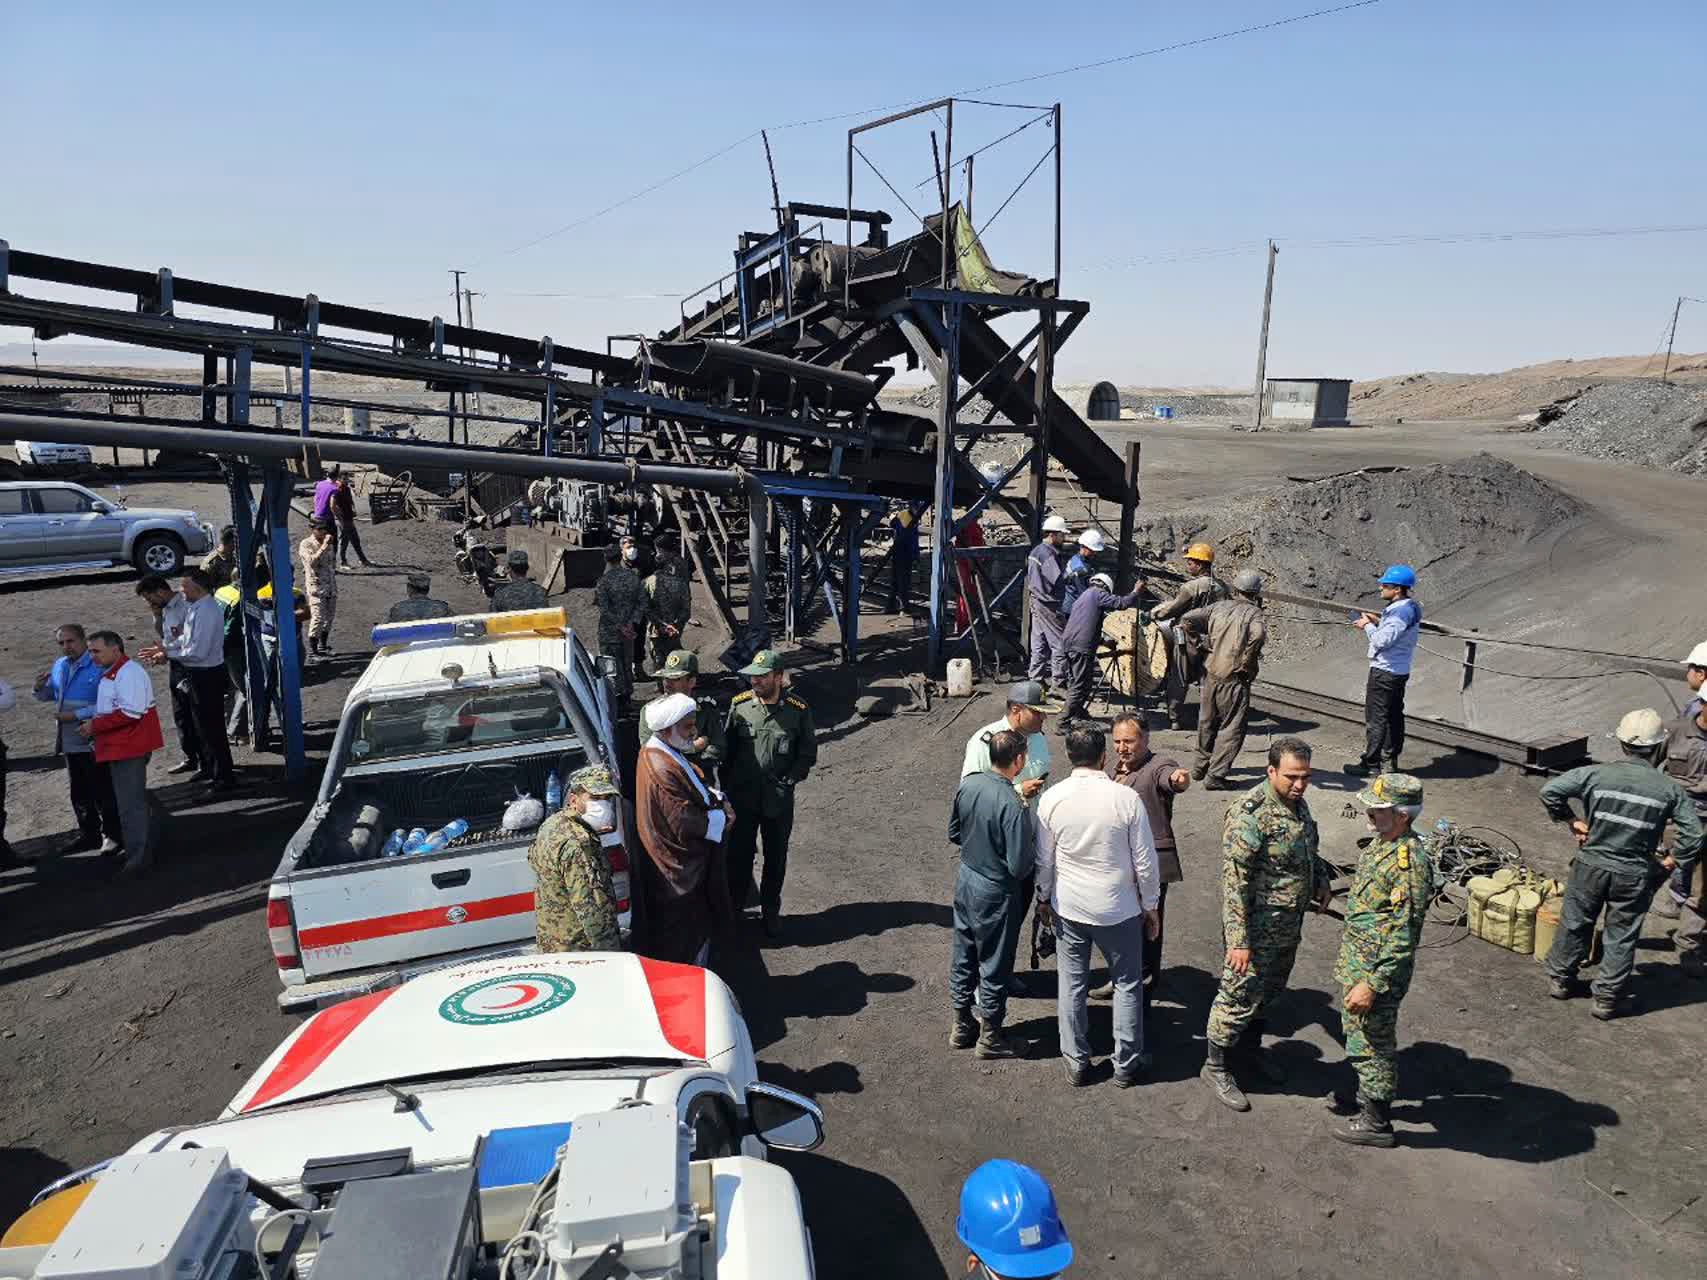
[1239,1022,1287,1085]
[1200,1042,1250,1112]
[1331,1094,1396,1148]
[949,1007,979,1051]
[975,1016,1026,1060]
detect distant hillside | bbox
[1349,352,1707,421]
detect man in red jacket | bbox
[76,631,164,877]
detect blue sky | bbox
[3,1,1703,383]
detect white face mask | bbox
[623,546,638,562]
[580,799,616,830]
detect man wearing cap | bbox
[645,534,694,676]
[527,765,623,954]
[961,682,1052,800]
[1325,773,1432,1147]
[386,573,454,623]
[1345,565,1422,778]
[1540,708,1705,1018]
[1059,528,1106,621]
[1149,543,1228,729]
[659,649,725,779]
[1178,569,1268,790]
[491,548,550,613]
[594,543,647,706]
[1058,571,1145,725]
[723,650,817,937]
[1026,515,1072,691]
[635,692,735,965]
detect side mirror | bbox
[744,1083,824,1152]
[93,501,113,514]
[594,654,621,682]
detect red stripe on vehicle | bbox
[638,957,707,1059]
[243,987,397,1111]
[297,892,537,949]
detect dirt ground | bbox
[1,437,1703,1278]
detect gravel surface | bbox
[1536,378,1707,476]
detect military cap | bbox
[1357,772,1423,809]
[407,572,431,592]
[506,548,530,570]
[660,649,699,678]
[738,648,780,676]
[568,764,619,797]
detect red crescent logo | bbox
[487,982,539,1011]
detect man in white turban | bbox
[633,692,735,965]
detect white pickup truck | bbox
[267,608,632,1014]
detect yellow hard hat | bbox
[1184,542,1215,564]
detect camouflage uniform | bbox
[647,553,694,671]
[200,547,237,588]
[527,766,623,954]
[491,578,550,612]
[1206,780,1334,1048]
[594,564,647,701]
[1334,784,1431,1102]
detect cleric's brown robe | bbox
[634,741,734,964]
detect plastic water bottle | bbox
[402,826,429,854]
[545,770,563,814]
[381,828,407,857]
[414,819,470,855]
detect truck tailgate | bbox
[290,840,536,980]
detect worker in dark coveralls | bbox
[1541,708,1704,1019]
[948,728,1036,1062]
[1178,568,1268,790]
[1148,542,1227,729]
[1058,572,1144,725]
[658,648,725,781]
[1201,736,1334,1113]
[385,573,454,623]
[1026,514,1072,692]
[1325,772,1432,1148]
[491,548,550,612]
[527,765,623,953]
[723,649,817,938]
[594,543,647,706]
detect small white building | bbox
[1264,377,1351,427]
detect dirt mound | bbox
[1127,453,1583,657]
[1536,379,1707,476]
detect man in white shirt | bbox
[141,568,237,791]
[1036,725,1161,1087]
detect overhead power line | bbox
[468,2,1384,267]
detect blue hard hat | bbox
[956,1160,1073,1278]
[1379,564,1417,588]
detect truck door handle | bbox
[431,869,471,889]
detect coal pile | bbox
[1127,453,1583,659]
[1536,379,1707,476]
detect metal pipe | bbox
[0,412,752,495]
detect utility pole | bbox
[1662,294,1684,385]
[463,287,485,430]
[1252,239,1278,430]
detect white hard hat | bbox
[1089,572,1114,591]
[1685,640,1707,668]
[979,461,1007,486]
[1077,528,1107,553]
[1615,708,1667,748]
[1041,515,1069,534]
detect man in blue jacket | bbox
[33,623,121,856]
[949,728,1036,1061]
[1346,565,1422,777]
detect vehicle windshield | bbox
[349,684,571,762]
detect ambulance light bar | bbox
[371,608,567,648]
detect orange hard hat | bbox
[1184,542,1215,564]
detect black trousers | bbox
[167,659,204,767]
[336,516,369,565]
[1144,883,1170,992]
[727,806,793,920]
[66,752,121,841]
[1361,669,1409,766]
[1062,648,1097,719]
[184,664,236,782]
